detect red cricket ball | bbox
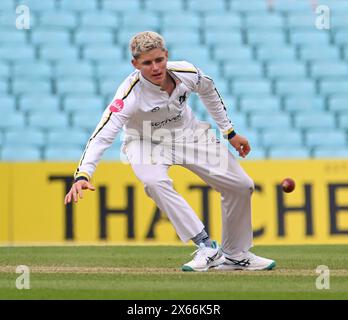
[281,178,296,193]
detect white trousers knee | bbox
[124,137,254,256]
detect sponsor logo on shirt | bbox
[151,112,183,128]
[109,99,124,113]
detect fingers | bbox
[87,182,96,191]
[76,184,84,199]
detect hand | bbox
[64,180,96,205]
[229,134,251,158]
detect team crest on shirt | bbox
[109,99,124,112]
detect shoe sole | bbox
[215,260,276,271]
[182,255,226,272]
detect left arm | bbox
[194,69,251,158]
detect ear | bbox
[131,58,139,70]
[165,49,168,60]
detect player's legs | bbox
[124,139,204,242]
[181,141,254,257]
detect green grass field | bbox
[0,245,347,300]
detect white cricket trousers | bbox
[124,135,254,257]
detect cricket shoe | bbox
[216,251,276,271]
[182,241,225,272]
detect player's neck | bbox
[160,72,176,96]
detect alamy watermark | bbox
[16,265,30,290]
[15,5,30,30]
[315,5,330,30]
[315,265,330,290]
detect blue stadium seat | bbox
[317,1,348,15]
[0,46,35,61]
[284,96,325,113]
[0,30,27,44]
[19,95,59,113]
[39,11,77,29]
[295,112,336,130]
[55,62,94,78]
[44,146,83,161]
[224,62,263,79]
[329,96,348,113]
[290,31,330,46]
[95,63,134,79]
[102,144,124,161]
[240,97,280,113]
[63,95,104,113]
[214,46,253,62]
[47,130,89,147]
[82,45,123,63]
[299,46,340,61]
[232,80,271,96]
[0,0,14,10]
[29,112,69,130]
[267,62,307,79]
[31,30,71,45]
[163,14,201,31]
[224,112,247,129]
[245,14,284,29]
[4,129,45,147]
[310,62,348,79]
[99,79,124,96]
[12,79,51,95]
[0,96,16,112]
[247,31,286,45]
[121,13,160,33]
[13,62,52,79]
[0,79,8,94]
[271,0,312,13]
[339,114,348,129]
[101,0,142,12]
[0,112,25,130]
[74,30,115,45]
[250,113,291,130]
[256,46,297,62]
[19,0,56,12]
[0,63,9,78]
[320,80,348,95]
[56,79,96,95]
[162,30,201,47]
[80,12,120,29]
[286,14,317,29]
[313,147,348,159]
[331,15,348,30]
[72,112,104,131]
[1,146,41,161]
[262,130,303,148]
[170,47,211,64]
[145,0,183,12]
[188,0,226,13]
[59,0,98,12]
[242,147,266,160]
[40,45,79,62]
[334,31,348,46]
[230,0,268,12]
[205,31,242,46]
[268,147,310,159]
[195,62,221,80]
[306,130,346,148]
[275,80,316,96]
[204,13,242,30]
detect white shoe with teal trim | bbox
[216,251,276,271]
[182,241,225,272]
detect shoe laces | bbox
[191,243,213,261]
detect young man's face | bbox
[132,48,168,86]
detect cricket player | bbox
[64,31,275,272]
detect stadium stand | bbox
[1,0,347,161]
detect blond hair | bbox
[129,31,166,59]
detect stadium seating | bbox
[1,0,347,161]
